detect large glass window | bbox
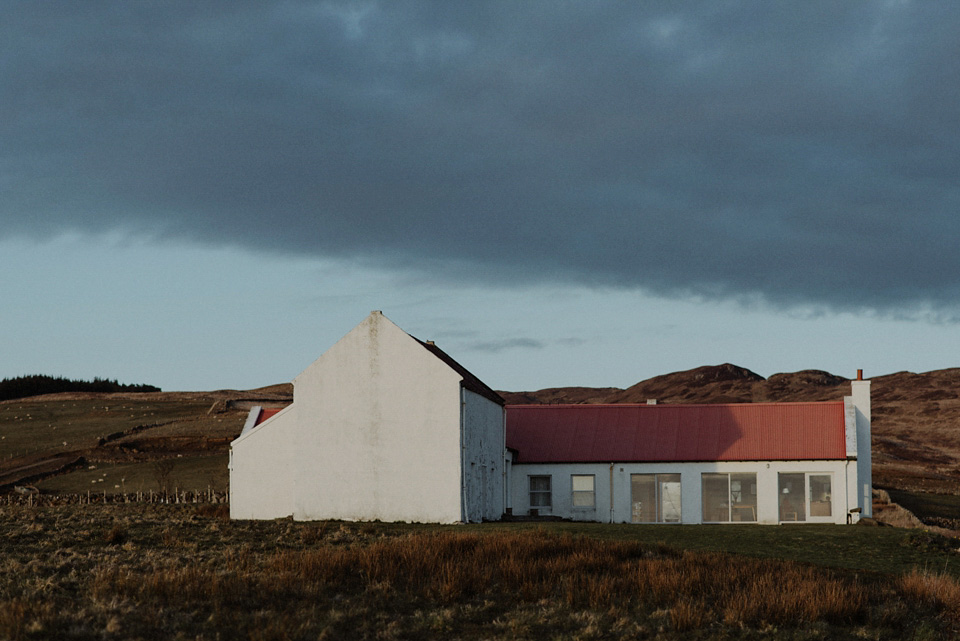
[779,473,832,521]
[571,475,596,508]
[701,473,757,522]
[631,473,681,523]
[809,475,833,517]
[529,475,551,509]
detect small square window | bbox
[529,475,551,508]
[572,474,595,508]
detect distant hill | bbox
[0,375,160,402]
[498,363,847,405]
[3,364,960,498]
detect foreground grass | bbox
[3,504,960,640]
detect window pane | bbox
[572,475,594,492]
[778,473,805,521]
[659,474,682,523]
[571,475,595,507]
[631,474,657,523]
[809,475,832,517]
[701,474,729,522]
[530,476,551,508]
[572,491,595,507]
[730,473,757,522]
[530,494,550,507]
[530,476,550,492]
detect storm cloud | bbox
[4,1,960,313]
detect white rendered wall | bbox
[292,312,466,523]
[851,380,872,517]
[460,387,506,522]
[511,460,855,525]
[229,405,297,519]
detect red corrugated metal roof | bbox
[506,401,846,463]
[254,407,282,426]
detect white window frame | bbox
[529,475,552,511]
[701,472,757,523]
[778,472,834,523]
[571,474,596,509]
[631,473,682,523]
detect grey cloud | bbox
[464,338,546,354]
[4,1,960,314]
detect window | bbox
[701,473,757,522]
[809,475,832,517]
[631,473,681,522]
[529,475,551,509]
[779,473,832,521]
[571,475,595,508]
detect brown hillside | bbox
[498,387,620,405]
[606,363,764,404]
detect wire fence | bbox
[0,488,228,507]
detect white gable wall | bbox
[291,312,466,523]
[229,405,297,519]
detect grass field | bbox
[887,488,960,529]
[0,395,245,496]
[34,453,229,495]
[3,503,960,640]
[0,398,244,461]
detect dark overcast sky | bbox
[4,1,960,315]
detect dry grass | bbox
[3,503,960,640]
[900,569,960,619]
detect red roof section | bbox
[254,407,283,426]
[506,401,847,463]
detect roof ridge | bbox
[413,337,504,406]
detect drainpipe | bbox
[502,408,508,517]
[460,387,468,523]
[609,463,615,523]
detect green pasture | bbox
[0,398,223,458]
[35,453,229,495]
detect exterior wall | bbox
[460,387,506,522]
[291,312,466,523]
[511,459,856,525]
[229,405,297,519]
[851,380,872,517]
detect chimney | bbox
[849,369,872,519]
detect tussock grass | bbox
[900,568,960,618]
[3,504,960,640]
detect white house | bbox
[505,376,872,524]
[229,311,505,523]
[231,312,872,525]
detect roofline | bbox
[506,400,845,410]
[511,457,851,465]
[414,337,505,406]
